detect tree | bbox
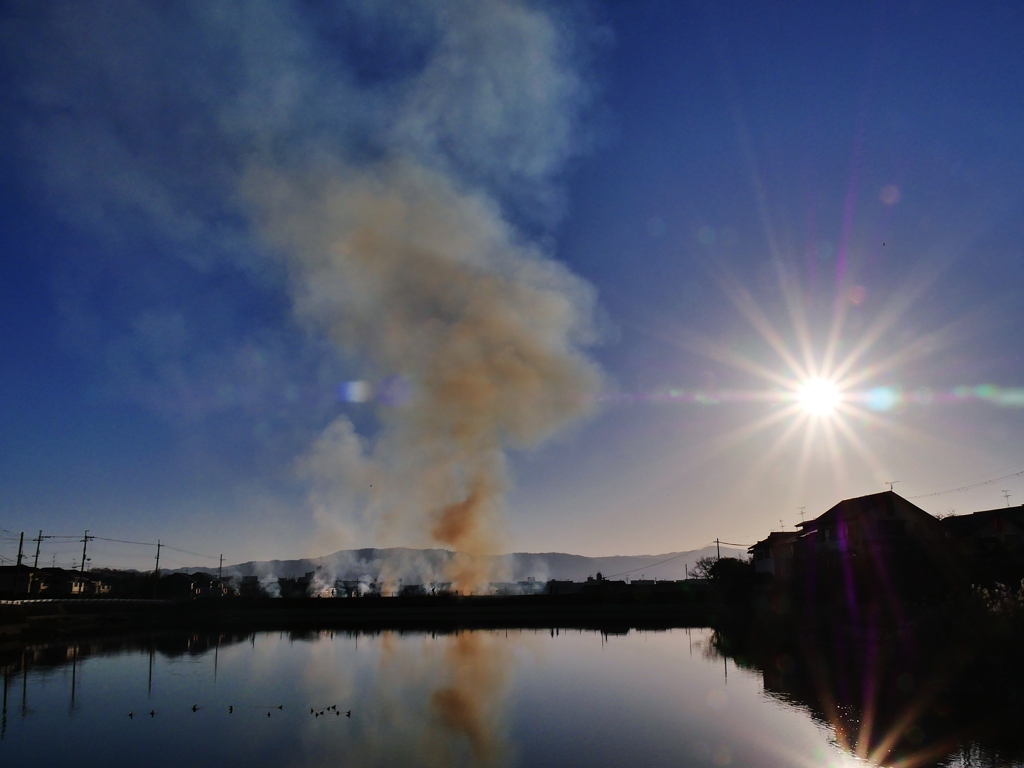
[691,556,716,579]
[709,557,753,583]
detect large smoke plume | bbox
[253,163,600,590]
[238,2,604,591]
[4,0,604,589]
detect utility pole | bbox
[716,538,721,560]
[1003,490,1012,507]
[218,554,223,581]
[154,540,162,577]
[14,532,25,596]
[79,530,93,574]
[32,530,51,569]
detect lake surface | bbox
[0,627,1018,767]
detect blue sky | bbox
[2,1,1023,569]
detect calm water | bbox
[0,627,1016,767]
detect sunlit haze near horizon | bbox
[2,1,1023,570]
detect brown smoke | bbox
[430,632,512,766]
[246,162,601,591]
[301,630,521,766]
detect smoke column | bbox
[3,0,604,587]
[249,161,601,590]
[239,1,605,591]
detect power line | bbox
[163,545,217,560]
[602,541,753,579]
[3,531,218,560]
[910,468,1024,499]
[908,459,1024,495]
[93,536,158,546]
[603,551,693,579]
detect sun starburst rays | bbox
[798,378,841,415]
[664,260,954,505]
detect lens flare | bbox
[798,378,841,416]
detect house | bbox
[942,505,1024,583]
[777,491,960,599]
[236,575,267,598]
[189,571,229,598]
[942,505,1024,556]
[0,567,110,597]
[86,574,111,596]
[0,565,33,597]
[749,531,799,578]
[546,579,583,595]
[277,571,315,598]
[156,572,201,600]
[796,491,951,560]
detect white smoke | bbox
[250,161,601,589]
[4,0,605,591]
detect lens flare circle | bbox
[797,377,841,416]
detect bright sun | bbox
[798,378,841,416]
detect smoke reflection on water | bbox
[428,632,513,766]
[3,628,1019,767]
[289,629,520,767]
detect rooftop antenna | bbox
[885,480,900,491]
[1003,490,1012,507]
[779,519,784,530]
[798,507,806,523]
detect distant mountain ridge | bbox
[173,545,746,585]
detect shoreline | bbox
[0,593,716,649]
